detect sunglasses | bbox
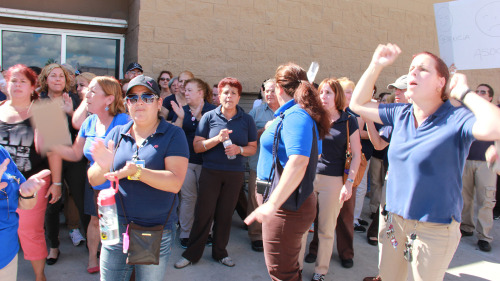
[1,188,9,220]
[159,78,170,82]
[125,93,157,104]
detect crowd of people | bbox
[0,42,499,281]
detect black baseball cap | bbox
[125,62,143,73]
[127,75,160,96]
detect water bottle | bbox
[223,139,236,160]
[97,178,120,245]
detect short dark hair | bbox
[477,83,494,98]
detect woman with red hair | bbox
[174,77,257,269]
[0,64,62,281]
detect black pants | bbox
[45,159,88,248]
[183,168,244,262]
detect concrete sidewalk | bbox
[18,197,500,281]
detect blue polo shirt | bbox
[248,103,276,171]
[257,99,322,181]
[104,118,189,228]
[172,102,216,165]
[317,111,358,176]
[379,101,476,223]
[162,95,178,121]
[79,113,130,190]
[196,105,257,172]
[0,145,26,269]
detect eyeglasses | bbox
[476,90,488,95]
[159,78,170,82]
[125,93,157,104]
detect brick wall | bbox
[136,0,500,100]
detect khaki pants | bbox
[247,170,263,241]
[300,174,344,275]
[369,157,386,213]
[461,160,496,242]
[379,214,460,281]
[0,254,17,281]
[179,163,202,239]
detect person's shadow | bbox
[444,273,490,281]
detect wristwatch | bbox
[19,190,37,199]
[239,146,244,155]
[130,165,143,180]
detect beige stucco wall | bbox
[136,0,500,99]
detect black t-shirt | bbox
[316,111,359,176]
[162,95,178,121]
[372,123,388,160]
[346,107,373,160]
[0,119,49,178]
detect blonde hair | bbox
[38,63,72,93]
[77,72,96,84]
[92,76,126,116]
[337,77,355,90]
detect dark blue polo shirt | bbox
[172,102,216,164]
[467,140,493,161]
[379,101,476,223]
[104,118,189,229]
[196,105,257,172]
[346,107,373,160]
[257,99,322,181]
[162,95,178,121]
[317,111,358,176]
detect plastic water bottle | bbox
[223,139,236,160]
[97,178,120,245]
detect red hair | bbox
[413,52,450,101]
[275,63,330,139]
[218,77,242,96]
[5,64,39,101]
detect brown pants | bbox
[182,168,244,262]
[263,193,317,281]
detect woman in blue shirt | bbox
[303,78,362,281]
[0,146,51,281]
[245,63,330,281]
[174,77,257,269]
[51,76,128,273]
[88,75,189,281]
[350,44,500,281]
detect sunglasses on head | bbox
[125,93,157,104]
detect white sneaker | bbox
[69,229,86,246]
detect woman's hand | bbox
[448,73,470,101]
[45,183,62,204]
[0,158,10,190]
[370,43,401,68]
[104,162,139,180]
[171,101,184,120]
[244,202,279,224]
[62,93,74,115]
[217,128,233,143]
[225,144,240,157]
[191,102,204,121]
[339,183,352,202]
[20,169,51,198]
[90,139,115,171]
[486,144,499,166]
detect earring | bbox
[105,105,109,111]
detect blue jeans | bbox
[100,223,174,281]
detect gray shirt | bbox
[248,103,275,170]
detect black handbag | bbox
[118,192,176,265]
[262,112,318,211]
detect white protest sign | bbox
[434,0,500,70]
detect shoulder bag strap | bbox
[346,119,352,157]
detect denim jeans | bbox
[100,223,174,281]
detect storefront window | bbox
[0,26,124,78]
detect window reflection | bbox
[66,36,119,77]
[2,31,61,69]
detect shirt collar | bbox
[119,118,169,138]
[274,99,296,117]
[215,105,244,120]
